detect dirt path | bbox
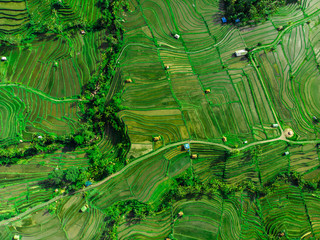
[0,83,84,103]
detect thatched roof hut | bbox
[205,89,211,94]
[277,26,284,31]
[191,154,197,159]
[80,204,89,212]
[153,136,161,142]
[125,78,132,83]
[222,136,227,142]
[80,29,86,35]
[13,235,20,240]
[178,211,184,217]
[165,65,170,70]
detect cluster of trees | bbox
[0,123,95,165]
[47,166,89,192]
[101,200,153,239]
[223,0,296,24]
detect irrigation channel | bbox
[1,8,320,227]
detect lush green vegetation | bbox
[1,0,320,239]
[223,0,297,24]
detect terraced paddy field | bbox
[1,0,320,239]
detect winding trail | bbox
[1,133,319,227]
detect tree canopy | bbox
[223,0,296,24]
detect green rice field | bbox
[0,0,320,239]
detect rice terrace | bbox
[0,0,320,239]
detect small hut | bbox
[13,235,20,240]
[191,154,197,159]
[205,89,211,94]
[80,204,88,212]
[165,238,170,240]
[1,56,7,61]
[19,140,23,143]
[183,143,190,151]
[153,136,161,142]
[272,123,279,128]
[165,65,170,70]
[313,116,318,120]
[85,181,92,187]
[279,232,285,237]
[174,34,180,39]
[178,211,184,217]
[80,29,86,35]
[221,17,227,23]
[235,50,248,57]
[284,151,290,156]
[38,135,43,139]
[55,189,59,193]
[277,26,284,31]
[125,78,132,83]
[243,140,248,144]
[222,136,227,142]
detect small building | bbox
[1,56,7,61]
[178,211,184,217]
[80,29,86,35]
[38,135,43,139]
[313,116,318,120]
[153,136,161,142]
[235,19,240,23]
[125,78,132,83]
[80,204,88,212]
[183,143,190,151]
[165,65,170,70]
[165,238,170,240]
[243,140,248,144]
[222,136,227,142]
[174,34,180,39]
[277,26,284,31]
[55,189,59,193]
[221,17,227,23]
[191,154,197,159]
[13,235,20,240]
[235,50,248,57]
[272,124,279,128]
[284,151,290,156]
[85,181,92,187]
[19,140,23,143]
[205,89,211,94]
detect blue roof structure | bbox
[184,143,190,149]
[85,181,92,187]
[235,19,240,23]
[221,17,227,23]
